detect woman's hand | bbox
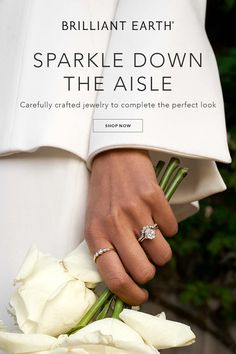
[85,149,178,305]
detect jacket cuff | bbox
[87,145,228,210]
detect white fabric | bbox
[89,0,230,163]
[0,5,232,352]
[148,150,226,206]
[0,1,232,341]
[0,148,89,331]
[0,0,117,160]
[87,0,231,206]
[88,0,231,166]
[0,147,203,337]
[0,0,231,211]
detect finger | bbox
[86,237,149,305]
[112,227,156,285]
[133,215,173,266]
[97,251,149,305]
[151,186,178,237]
[141,228,173,266]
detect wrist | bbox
[92,148,150,168]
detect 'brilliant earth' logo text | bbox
[61,20,174,32]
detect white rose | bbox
[119,309,196,349]
[67,318,158,354]
[63,241,102,286]
[10,242,101,336]
[0,331,56,354]
[0,319,158,354]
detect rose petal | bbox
[63,241,102,284]
[155,312,166,320]
[15,247,41,282]
[36,280,97,336]
[0,332,56,353]
[67,318,158,354]
[0,320,158,354]
[11,247,96,336]
[11,287,45,333]
[120,309,196,350]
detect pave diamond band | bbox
[138,224,159,243]
[93,247,115,263]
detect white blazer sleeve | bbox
[0,0,117,161]
[0,0,231,221]
[87,0,231,220]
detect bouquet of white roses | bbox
[0,159,195,354]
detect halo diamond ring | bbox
[138,224,159,243]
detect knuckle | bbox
[155,183,165,197]
[86,208,122,238]
[120,198,140,214]
[85,220,98,232]
[108,276,129,293]
[136,265,156,284]
[131,292,149,306]
[84,223,98,241]
[166,220,178,237]
[157,248,173,266]
[84,219,104,243]
[142,184,159,204]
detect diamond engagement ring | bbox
[93,247,115,263]
[138,224,159,243]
